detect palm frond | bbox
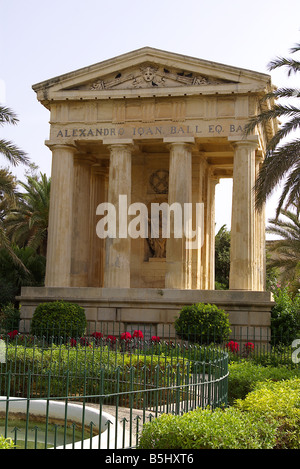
[254,140,300,210]
[0,139,30,166]
[266,116,300,151]
[260,87,300,102]
[266,205,300,286]
[289,43,300,54]
[0,106,19,126]
[268,57,300,75]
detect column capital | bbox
[208,167,220,184]
[163,136,195,147]
[45,140,78,152]
[103,138,134,147]
[228,135,259,150]
[91,162,109,178]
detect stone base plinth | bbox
[18,287,273,343]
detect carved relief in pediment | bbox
[81,63,233,92]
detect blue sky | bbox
[1,0,300,232]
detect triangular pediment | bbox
[65,62,237,92]
[33,47,272,102]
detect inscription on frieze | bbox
[54,122,246,140]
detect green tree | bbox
[0,245,46,307]
[215,224,230,289]
[266,204,300,293]
[244,42,300,216]
[0,106,29,167]
[5,173,50,256]
[0,106,30,267]
[0,168,26,268]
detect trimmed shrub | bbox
[235,378,300,449]
[174,303,231,344]
[228,361,300,405]
[138,406,277,449]
[30,301,87,339]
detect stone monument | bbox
[19,47,276,339]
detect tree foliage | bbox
[0,105,29,167]
[244,41,300,216]
[5,173,50,256]
[266,203,300,293]
[215,224,230,289]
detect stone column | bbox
[207,171,219,290]
[201,166,218,290]
[88,163,108,287]
[191,154,206,289]
[229,136,258,290]
[71,155,94,287]
[164,138,194,289]
[103,142,132,288]
[255,154,266,291]
[45,143,76,287]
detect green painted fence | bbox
[0,337,228,449]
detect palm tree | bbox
[0,106,29,167]
[266,203,300,292]
[5,173,50,256]
[0,168,26,269]
[0,106,30,272]
[244,42,300,216]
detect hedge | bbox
[138,377,300,449]
[228,361,300,405]
[138,406,277,449]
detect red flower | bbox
[133,330,144,339]
[244,342,254,350]
[120,332,132,341]
[7,330,18,340]
[151,336,160,343]
[225,341,239,353]
[106,335,116,343]
[91,332,103,338]
[80,336,90,346]
[70,338,77,347]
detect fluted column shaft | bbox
[229,137,258,290]
[103,143,132,288]
[45,144,76,287]
[89,164,107,287]
[165,141,193,289]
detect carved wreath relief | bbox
[89,64,216,91]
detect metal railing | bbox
[0,337,228,449]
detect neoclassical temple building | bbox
[20,47,276,338]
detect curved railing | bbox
[0,336,228,449]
